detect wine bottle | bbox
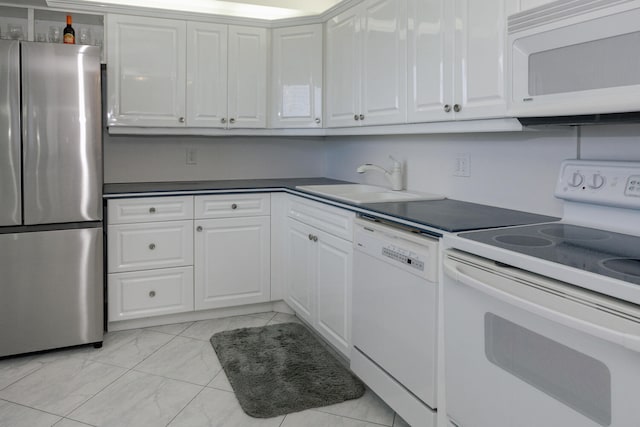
[63,15,75,44]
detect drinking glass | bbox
[36,33,47,42]
[78,27,92,45]
[48,26,61,43]
[8,24,24,40]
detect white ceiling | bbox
[43,0,345,20]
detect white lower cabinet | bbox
[194,216,271,309]
[283,196,354,358]
[108,267,194,321]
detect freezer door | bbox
[0,227,104,357]
[0,40,21,226]
[22,43,102,225]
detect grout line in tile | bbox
[309,408,394,427]
[163,385,207,427]
[128,333,180,371]
[0,397,67,421]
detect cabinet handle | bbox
[444,104,451,113]
[308,234,314,241]
[149,243,156,250]
[179,117,185,123]
[229,118,236,124]
[231,203,238,210]
[221,118,227,124]
[149,207,156,214]
[454,104,461,112]
[315,117,321,124]
[149,290,156,298]
[354,114,359,121]
[196,226,203,232]
[359,114,365,121]
[312,235,318,242]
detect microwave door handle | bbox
[444,259,640,354]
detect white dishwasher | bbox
[351,217,439,427]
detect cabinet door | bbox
[453,0,516,120]
[360,0,407,126]
[315,229,352,358]
[194,216,270,310]
[407,0,453,123]
[107,15,186,127]
[325,6,362,128]
[186,22,228,128]
[517,0,556,11]
[271,24,323,128]
[284,218,315,324]
[227,26,267,128]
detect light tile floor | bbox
[0,312,411,427]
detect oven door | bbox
[444,250,640,427]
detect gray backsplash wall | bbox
[104,124,640,218]
[103,134,327,183]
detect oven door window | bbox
[485,313,611,426]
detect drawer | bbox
[108,196,194,224]
[195,193,270,219]
[287,195,354,241]
[108,267,194,321]
[108,220,193,273]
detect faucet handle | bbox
[389,155,401,170]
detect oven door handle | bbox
[445,259,640,353]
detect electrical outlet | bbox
[454,154,470,177]
[186,148,197,165]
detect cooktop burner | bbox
[459,223,640,285]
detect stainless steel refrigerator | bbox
[0,40,103,357]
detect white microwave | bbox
[508,0,640,117]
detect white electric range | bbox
[442,160,640,427]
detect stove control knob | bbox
[588,173,606,189]
[568,171,584,187]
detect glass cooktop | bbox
[459,223,640,285]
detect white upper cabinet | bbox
[227,26,268,128]
[107,15,267,129]
[326,0,407,127]
[186,22,228,128]
[271,24,323,128]
[517,0,556,11]
[408,0,516,122]
[107,15,187,127]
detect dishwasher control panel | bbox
[382,246,425,272]
[354,217,439,282]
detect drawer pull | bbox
[308,234,313,241]
[149,290,156,298]
[231,203,238,210]
[149,207,156,214]
[197,226,203,232]
[149,243,156,250]
[312,235,318,242]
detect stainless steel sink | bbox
[295,184,445,204]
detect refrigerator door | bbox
[0,40,21,226]
[22,43,102,225]
[0,227,104,357]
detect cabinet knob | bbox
[453,104,461,112]
[359,114,365,121]
[149,243,156,250]
[231,203,238,210]
[149,290,156,298]
[312,235,318,242]
[444,104,451,113]
[229,118,236,124]
[315,117,321,124]
[354,114,360,121]
[197,226,203,232]
[221,117,227,124]
[149,207,156,214]
[179,117,185,123]
[308,234,314,240]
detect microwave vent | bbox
[508,0,638,34]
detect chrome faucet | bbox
[356,156,403,190]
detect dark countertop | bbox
[104,178,559,233]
